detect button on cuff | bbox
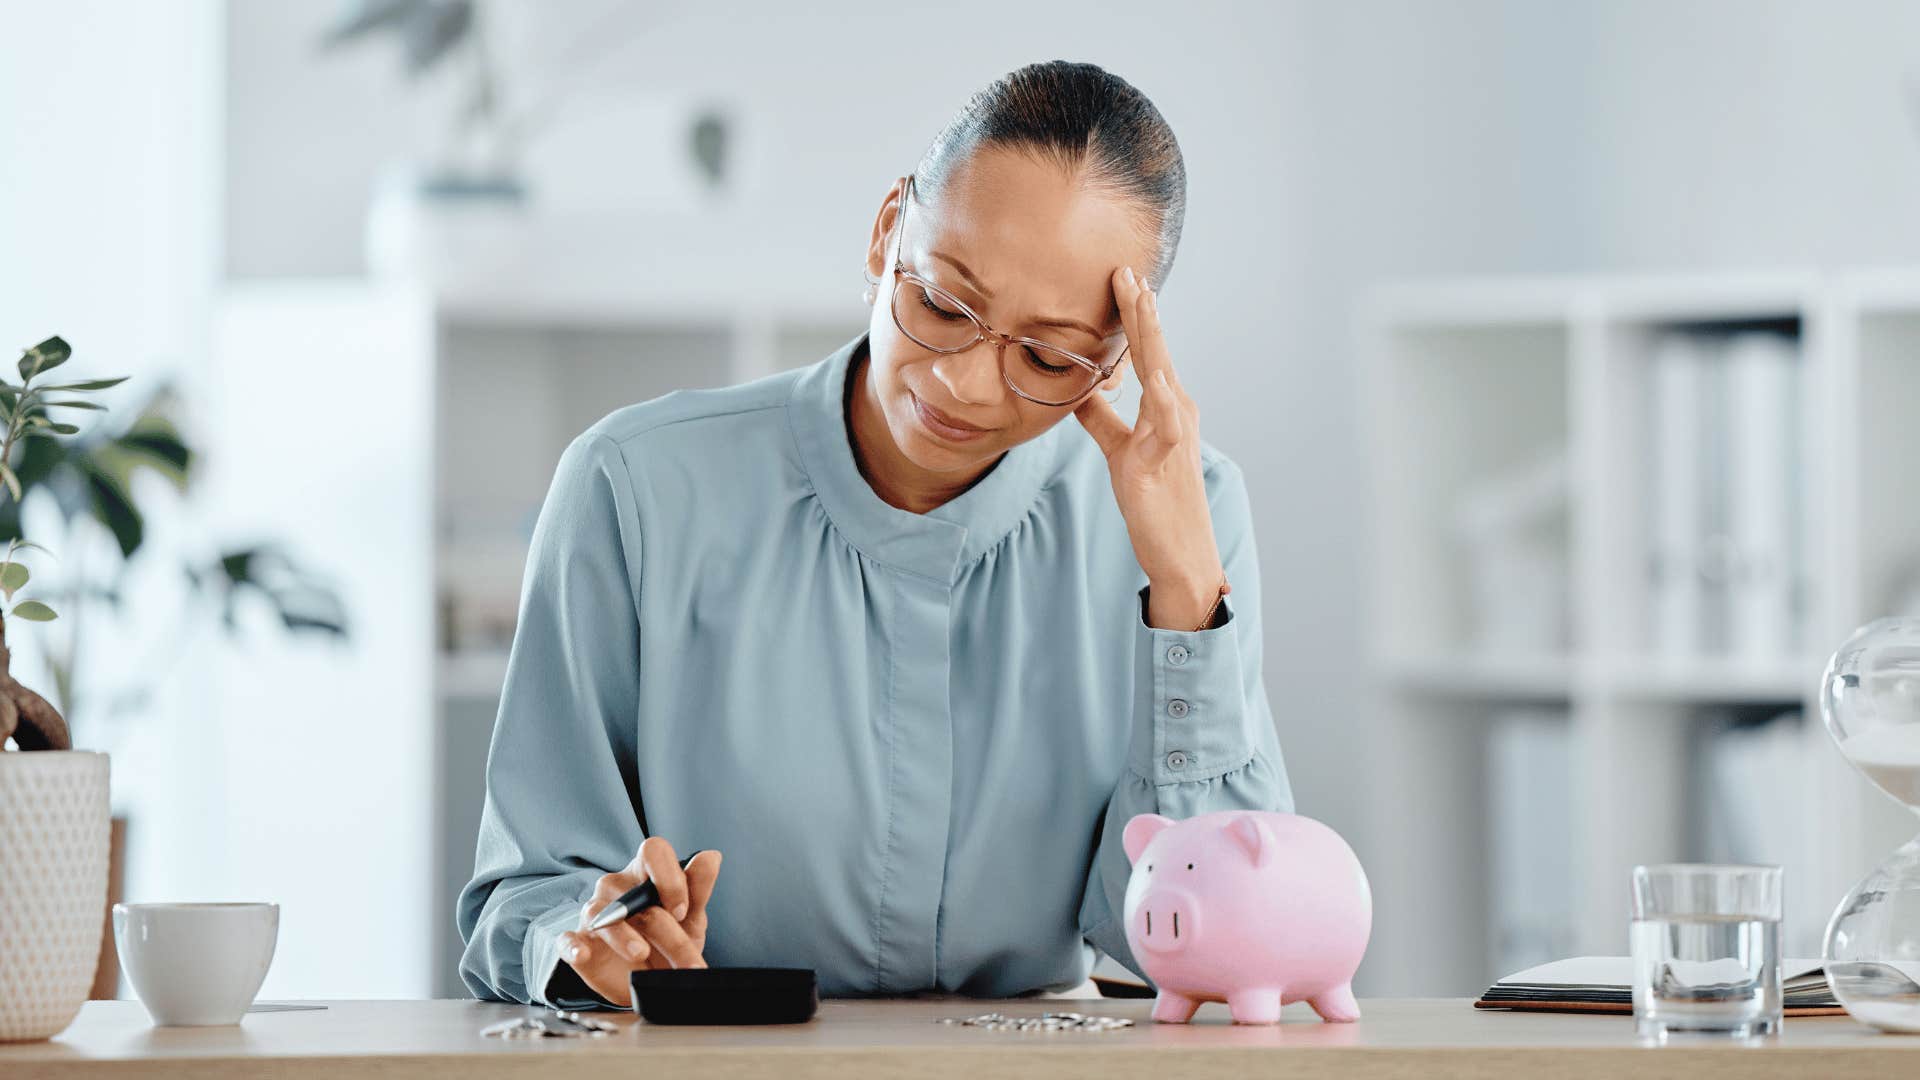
[1133,584,1254,784]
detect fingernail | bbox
[673,902,689,920]
[566,943,581,962]
[1122,266,1136,286]
[1145,287,1157,310]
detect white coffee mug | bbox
[112,902,279,1026]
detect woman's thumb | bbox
[1073,391,1131,456]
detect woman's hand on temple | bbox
[558,837,722,1008]
[1072,266,1226,631]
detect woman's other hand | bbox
[1072,265,1226,630]
[558,837,723,1007]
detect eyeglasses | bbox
[881,174,1130,407]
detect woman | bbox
[456,60,1295,1009]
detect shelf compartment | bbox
[1369,322,1572,660]
[1849,310,1920,622]
[1588,312,1814,661]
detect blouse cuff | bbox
[525,891,620,1010]
[1130,584,1255,786]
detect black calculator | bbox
[629,967,819,1024]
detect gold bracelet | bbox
[1195,576,1232,632]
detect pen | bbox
[584,849,710,932]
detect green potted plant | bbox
[0,337,348,1040]
[0,336,128,1041]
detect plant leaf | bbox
[0,562,27,599]
[4,534,53,557]
[317,0,417,48]
[45,422,79,435]
[18,337,71,382]
[0,464,20,504]
[81,462,143,558]
[32,338,71,372]
[43,399,106,411]
[11,600,56,622]
[221,549,256,582]
[35,376,129,392]
[112,430,191,475]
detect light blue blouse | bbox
[455,330,1295,1007]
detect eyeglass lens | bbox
[892,278,1122,404]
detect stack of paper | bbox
[1476,956,1842,1014]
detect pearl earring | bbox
[861,270,879,306]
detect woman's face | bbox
[860,147,1159,475]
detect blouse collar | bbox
[787,330,1061,584]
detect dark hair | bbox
[913,61,1187,290]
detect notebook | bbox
[1474,956,1845,1015]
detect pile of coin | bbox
[480,1008,620,1039]
[938,1010,1134,1032]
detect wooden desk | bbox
[3,997,1916,1079]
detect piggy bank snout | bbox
[1132,886,1200,954]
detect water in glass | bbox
[1631,912,1782,1039]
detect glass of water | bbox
[1630,863,1783,1041]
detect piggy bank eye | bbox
[1186,863,1194,870]
[1147,864,1153,872]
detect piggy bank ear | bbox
[1224,815,1277,867]
[1122,814,1175,865]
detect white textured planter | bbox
[0,751,110,1042]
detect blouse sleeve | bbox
[455,430,650,1009]
[1076,454,1297,986]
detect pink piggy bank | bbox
[1122,809,1371,1024]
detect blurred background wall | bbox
[5,0,1919,1000]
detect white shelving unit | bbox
[214,271,868,997]
[1359,269,1920,996]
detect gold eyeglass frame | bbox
[879,174,1130,407]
